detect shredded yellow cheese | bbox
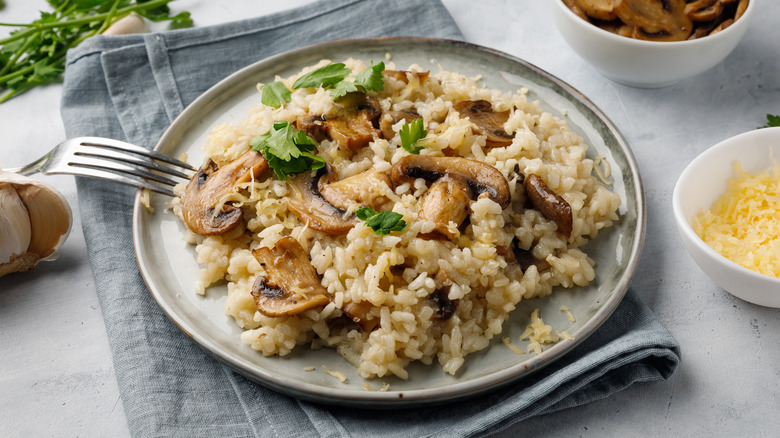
[321,365,348,383]
[520,309,560,355]
[502,337,524,355]
[693,160,780,278]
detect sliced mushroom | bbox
[341,300,379,332]
[296,92,382,152]
[497,241,551,273]
[418,174,473,239]
[616,0,693,41]
[285,165,358,235]
[453,100,514,148]
[684,0,722,21]
[318,167,392,211]
[524,174,573,238]
[380,109,422,140]
[181,150,268,235]
[391,155,511,208]
[430,270,459,320]
[563,0,590,20]
[383,70,431,85]
[250,236,329,317]
[573,0,621,20]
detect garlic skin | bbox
[0,171,72,277]
[102,12,148,36]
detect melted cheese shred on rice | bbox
[172,58,622,380]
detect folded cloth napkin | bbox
[60,0,681,436]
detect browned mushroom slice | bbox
[573,0,621,20]
[616,0,693,41]
[391,155,511,208]
[318,168,392,211]
[524,174,573,238]
[342,300,379,332]
[250,236,329,317]
[285,165,358,235]
[430,270,458,320]
[296,93,382,152]
[563,0,590,20]
[383,70,431,85]
[685,0,723,21]
[181,150,268,235]
[734,0,748,20]
[708,17,734,35]
[380,109,422,140]
[418,174,473,239]
[497,241,552,273]
[453,100,514,148]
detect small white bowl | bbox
[673,127,780,308]
[550,0,756,88]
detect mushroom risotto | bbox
[172,58,622,380]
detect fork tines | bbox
[66,137,195,196]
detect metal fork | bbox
[4,137,194,197]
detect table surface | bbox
[2,1,778,437]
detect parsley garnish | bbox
[399,118,427,154]
[0,0,192,104]
[291,61,385,100]
[249,121,325,180]
[356,207,407,235]
[759,114,780,129]
[292,63,351,90]
[261,81,292,108]
[353,61,385,93]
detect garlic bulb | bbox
[0,171,72,277]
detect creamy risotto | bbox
[171,58,622,380]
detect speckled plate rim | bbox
[133,37,645,407]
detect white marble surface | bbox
[1,1,778,437]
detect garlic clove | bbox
[0,172,72,277]
[102,12,148,36]
[0,184,33,263]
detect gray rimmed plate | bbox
[132,37,644,407]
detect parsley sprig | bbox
[260,61,385,108]
[356,207,407,235]
[249,121,324,179]
[399,118,427,154]
[0,0,192,103]
[758,114,780,129]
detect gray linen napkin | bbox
[60,0,680,436]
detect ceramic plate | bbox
[133,37,644,407]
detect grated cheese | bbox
[693,160,780,278]
[520,309,560,355]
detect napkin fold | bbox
[60,0,680,436]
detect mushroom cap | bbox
[615,0,693,41]
[417,174,473,239]
[453,100,514,148]
[250,236,329,317]
[181,150,268,236]
[296,92,382,152]
[524,173,574,238]
[391,155,511,208]
[285,165,359,235]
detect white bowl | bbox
[551,0,756,88]
[672,127,780,308]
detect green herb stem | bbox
[0,0,174,46]
[0,34,35,77]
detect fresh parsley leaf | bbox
[249,121,324,180]
[356,207,407,235]
[329,80,359,99]
[759,114,780,129]
[292,63,351,90]
[399,118,427,154]
[0,0,192,104]
[261,81,292,108]
[353,61,385,92]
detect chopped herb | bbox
[353,61,385,93]
[261,81,291,108]
[292,61,385,100]
[249,121,324,180]
[759,114,780,129]
[0,0,192,104]
[399,118,427,154]
[356,207,407,235]
[292,63,351,90]
[328,80,360,99]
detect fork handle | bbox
[2,151,53,176]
